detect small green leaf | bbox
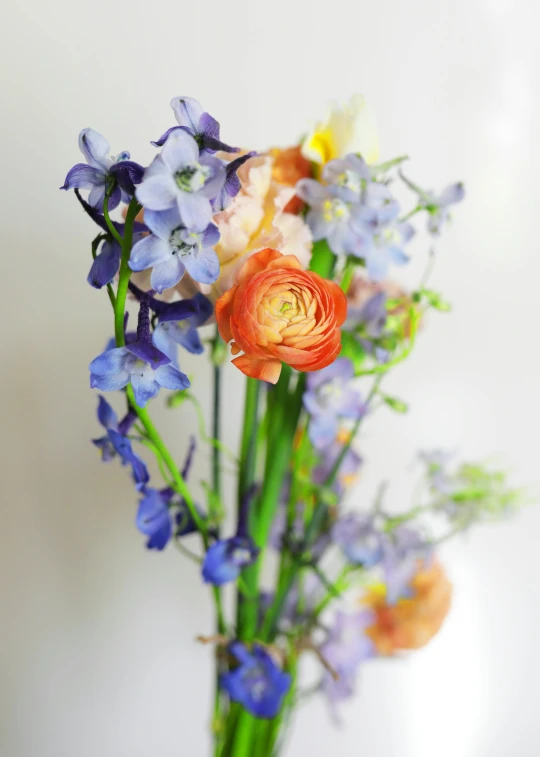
[167,389,190,408]
[382,394,409,413]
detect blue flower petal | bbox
[61,163,104,190]
[87,240,121,289]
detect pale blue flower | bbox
[136,130,225,228]
[129,207,220,293]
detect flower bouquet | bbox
[62,94,522,756]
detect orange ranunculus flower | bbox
[364,562,452,655]
[215,248,347,384]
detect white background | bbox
[1,0,539,755]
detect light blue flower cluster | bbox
[297,155,414,280]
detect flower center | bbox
[316,380,344,409]
[337,169,362,195]
[259,284,319,347]
[322,197,349,223]
[169,227,199,256]
[175,163,210,193]
[244,667,269,701]
[231,546,253,565]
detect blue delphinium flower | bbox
[152,96,239,154]
[202,536,259,585]
[400,173,465,237]
[61,128,144,210]
[332,513,383,567]
[153,292,213,359]
[345,291,390,363]
[136,130,226,229]
[89,297,190,407]
[129,207,220,292]
[295,180,357,255]
[296,154,416,280]
[380,525,430,604]
[320,611,374,706]
[202,485,259,585]
[87,238,121,289]
[322,154,371,202]
[136,488,173,550]
[425,183,465,236]
[136,437,202,550]
[221,642,291,719]
[212,152,257,212]
[419,449,455,495]
[333,513,429,603]
[349,186,414,281]
[303,358,366,449]
[74,189,148,236]
[313,439,363,496]
[92,395,149,490]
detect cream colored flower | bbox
[200,154,312,301]
[301,94,380,166]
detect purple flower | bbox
[320,610,374,705]
[153,292,213,359]
[349,187,414,281]
[303,358,365,450]
[332,514,383,567]
[212,152,256,212]
[202,484,259,585]
[89,298,190,408]
[61,128,143,210]
[136,488,173,550]
[221,642,291,719]
[202,536,259,585]
[89,342,189,408]
[92,396,149,490]
[88,238,121,289]
[74,189,148,236]
[313,440,363,496]
[136,130,226,229]
[136,437,203,550]
[426,183,465,236]
[322,154,371,203]
[296,179,357,255]
[152,96,239,155]
[129,207,220,293]
[419,449,455,495]
[380,526,430,604]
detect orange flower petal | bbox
[232,354,282,384]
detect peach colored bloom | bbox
[363,562,452,655]
[200,154,312,302]
[215,248,347,384]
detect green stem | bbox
[125,385,207,542]
[114,198,141,347]
[102,194,124,247]
[236,377,261,640]
[237,378,261,505]
[340,258,355,294]
[213,361,222,500]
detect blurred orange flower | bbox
[364,562,452,655]
[215,248,347,384]
[269,146,312,214]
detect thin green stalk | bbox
[114,198,141,346]
[213,361,222,499]
[340,258,355,294]
[237,378,261,505]
[102,194,124,246]
[125,385,207,541]
[236,377,262,640]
